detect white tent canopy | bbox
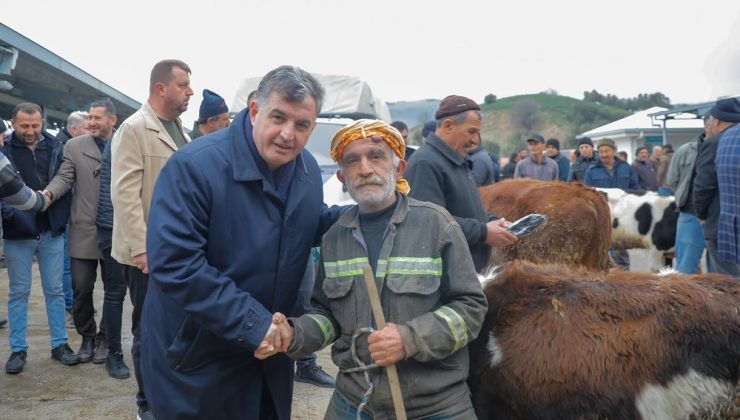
[231,73,391,122]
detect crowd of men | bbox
[0,60,738,419]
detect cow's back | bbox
[480,179,612,271]
[469,261,740,419]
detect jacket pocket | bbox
[386,274,440,295]
[386,274,441,324]
[322,276,355,299]
[165,317,203,373]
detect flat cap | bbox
[435,95,480,120]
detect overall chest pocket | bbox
[321,276,359,333]
[386,274,441,324]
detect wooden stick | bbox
[362,265,407,420]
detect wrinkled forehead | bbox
[341,136,393,156]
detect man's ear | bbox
[249,100,259,123]
[336,168,345,184]
[396,159,407,178]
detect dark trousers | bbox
[296,254,317,369]
[97,229,127,354]
[124,264,149,410]
[71,257,107,338]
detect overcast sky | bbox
[3,0,740,126]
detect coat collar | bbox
[426,133,466,166]
[140,101,185,152]
[79,135,102,161]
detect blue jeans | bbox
[5,231,68,352]
[324,392,477,419]
[674,212,706,274]
[62,225,73,311]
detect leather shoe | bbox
[0,318,7,329]
[93,335,108,364]
[295,363,335,388]
[5,350,27,374]
[51,343,80,366]
[106,352,130,379]
[77,336,94,363]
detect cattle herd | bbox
[469,179,740,419]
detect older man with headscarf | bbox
[259,119,487,419]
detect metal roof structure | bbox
[0,22,140,128]
[580,106,704,139]
[647,101,716,120]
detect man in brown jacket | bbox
[45,99,129,378]
[110,59,192,420]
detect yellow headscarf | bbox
[330,119,410,195]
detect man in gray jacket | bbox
[259,120,487,419]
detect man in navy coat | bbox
[140,66,343,419]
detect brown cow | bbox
[479,179,612,271]
[468,261,740,419]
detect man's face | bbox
[464,133,481,154]
[400,128,408,142]
[527,140,544,156]
[651,146,662,159]
[163,67,194,117]
[209,112,231,131]
[545,145,559,158]
[518,149,528,160]
[636,149,649,162]
[88,107,117,140]
[598,146,615,164]
[442,111,481,154]
[337,137,405,212]
[579,143,593,158]
[69,120,90,137]
[249,92,317,171]
[705,116,721,137]
[11,111,43,147]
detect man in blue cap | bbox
[191,89,230,139]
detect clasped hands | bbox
[254,314,406,366]
[254,312,294,360]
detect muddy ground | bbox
[0,263,335,420]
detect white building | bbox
[578,106,704,163]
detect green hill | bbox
[409,93,630,156]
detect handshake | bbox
[39,190,52,211]
[254,312,294,360]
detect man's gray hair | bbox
[436,110,482,128]
[255,66,325,114]
[67,111,89,130]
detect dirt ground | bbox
[0,250,669,419]
[0,263,335,420]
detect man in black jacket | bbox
[694,98,740,276]
[405,95,516,272]
[569,137,598,182]
[2,103,78,374]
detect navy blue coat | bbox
[584,158,639,190]
[1,132,72,239]
[140,109,343,420]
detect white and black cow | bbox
[469,261,740,420]
[598,189,678,271]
